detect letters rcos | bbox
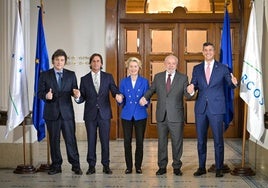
[241,74,264,106]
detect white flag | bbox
[5,5,30,138]
[239,2,265,141]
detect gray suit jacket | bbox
[144,71,191,123]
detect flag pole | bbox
[231,0,256,176]
[37,0,51,172]
[13,0,36,174]
[231,104,255,176]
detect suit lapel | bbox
[201,62,208,85]
[159,72,168,93]
[209,61,219,85]
[170,73,178,91]
[61,69,66,90]
[50,69,58,90]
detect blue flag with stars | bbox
[220,8,234,131]
[32,7,49,141]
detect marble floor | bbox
[0,139,267,188]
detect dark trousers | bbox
[46,115,80,169]
[195,107,224,170]
[85,111,111,167]
[122,118,147,170]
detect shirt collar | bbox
[92,71,100,76]
[54,69,63,74]
[166,71,175,76]
[205,59,215,67]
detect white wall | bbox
[29,0,106,122]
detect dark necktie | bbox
[57,72,63,89]
[166,74,171,93]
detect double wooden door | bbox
[117,22,240,138]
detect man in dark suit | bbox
[187,42,237,177]
[73,53,122,175]
[140,55,192,176]
[38,49,82,175]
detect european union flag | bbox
[32,7,49,141]
[220,8,234,131]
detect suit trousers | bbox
[121,118,147,170]
[46,115,80,169]
[195,107,224,170]
[157,112,184,169]
[85,110,111,167]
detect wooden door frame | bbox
[105,0,250,139]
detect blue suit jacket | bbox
[38,68,78,121]
[191,61,236,115]
[77,71,120,121]
[119,75,149,120]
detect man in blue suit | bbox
[74,53,122,175]
[187,42,238,177]
[38,49,82,175]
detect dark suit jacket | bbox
[77,71,120,121]
[38,68,78,121]
[144,71,191,123]
[191,61,236,115]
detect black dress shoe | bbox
[48,168,62,175]
[173,168,182,176]
[216,170,224,177]
[103,166,113,174]
[86,166,96,175]
[125,169,132,174]
[193,168,206,176]
[136,169,142,174]
[72,167,83,175]
[156,168,167,175]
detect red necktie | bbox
[166,74,171,92]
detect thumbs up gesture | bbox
[230,73,238,86]
[46,88,53,100]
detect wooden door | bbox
[118,21,240,138]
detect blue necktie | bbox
[57,72,62,89]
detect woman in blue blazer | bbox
[118,57,149,174]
